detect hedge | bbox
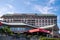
[40,37,60,40]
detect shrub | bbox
[40,37,60,40]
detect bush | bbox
[40,37,60,40]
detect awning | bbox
[28,28,51,34]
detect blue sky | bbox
[0,0,60,30]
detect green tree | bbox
[0,26,14,36]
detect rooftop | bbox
[2,13,57,17]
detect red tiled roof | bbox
[28,28,51,34]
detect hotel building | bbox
[0,14,59,37]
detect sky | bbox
[0,0,60,31]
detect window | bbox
[54,19,57,24]
[42,20,44,23]
[48,20,50,23]
[27,20,35,26]
[45,20,47,23]
[39,20,41,23]
[10,27,26,31]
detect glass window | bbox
[45,20,47,23]
[54,20,57,24]
[10,27,26,31]
[42,20,44,23]
[48,20,50,23]
[39,20,41,22]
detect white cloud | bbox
[6,4,14,9]
[48,0,55,5]
[0,4,15,17]
[34,5,55,14]
[22,0,56,14]
[33,0,56,14]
